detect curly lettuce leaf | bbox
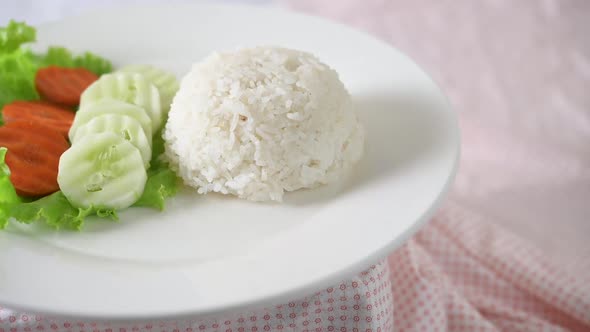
[0,48,40,112]
[0,20,36,53]
[0,148,19,203]
[9,191,118,230]
[134,167,178,211]
[39,46,112,75]
[0,47,38,75]
[39,46,75,67]
[0,21,38,113]
[0,148,20,228]
[134,128,179,210]
[149,127,167,168]
[73,51,113,75]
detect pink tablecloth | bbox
[1,0,589,331]
[286,0,590,260]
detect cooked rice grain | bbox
[163,47,364,201]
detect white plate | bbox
[0,3,459,320]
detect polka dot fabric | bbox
[389,203,590,332]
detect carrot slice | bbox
[0,120,69,197]
[2,100,75,137]
[35,66,98,106]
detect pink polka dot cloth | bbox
[2,0,590,331]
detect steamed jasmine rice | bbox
[163,46,364,201]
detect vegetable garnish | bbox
[0,120,69,197]
[35,66,98,106]
[0,20,36,53]
[0,147,20,228]
[0,21,179,231]
[133,128,179,210]
[58,132,148,210]
[4,190,118,231]
[40,46,112,76]
[0,142,178,230]
[2,100,75,137]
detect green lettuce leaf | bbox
[0,48,40,112]
[0,21,39,114]
[134,167,179,211]
[149,127,166,168]
[0,147,21,228]
[40,46,113,75]
[0,47,38,75]
[9,191,118,231]
[133,128,179,210]
[0,149,19,202]
[0,20,36,53]
[39,46,75,67]
[73,51,113,75]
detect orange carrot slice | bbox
[0,120,69,197]
[2,100,75,137]
[35,66,98,106]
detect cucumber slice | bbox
[118,64,179,113]
[69,99,152,146]
[72,114,152,169]
[80,72,162,132]
[58,132,147,210]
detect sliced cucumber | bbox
[58,132,147,210]
[118,64,179,113]
[80,72,162,132]
[72,114,152,168]
[69,99,152,145]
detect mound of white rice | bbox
[163,46,364,201]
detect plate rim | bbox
[0,2,460,320]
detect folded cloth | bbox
[390,202,590,331]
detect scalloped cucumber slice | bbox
[58,132,147,210]
[118,64,179,113]
[72,114,152,168]
[69,99,152,145]
[80,72,162,132]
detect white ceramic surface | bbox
[0,3,459,320]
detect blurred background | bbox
[1,0,589,268]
